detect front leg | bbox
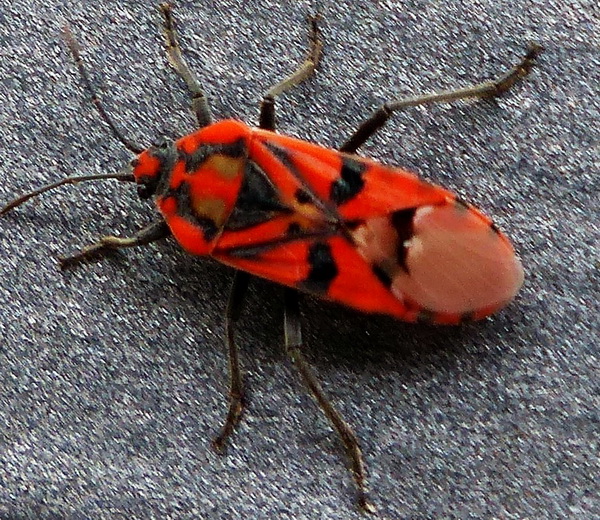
[212,270,251,452]
[160,3,212,127]
[59,220,171,269]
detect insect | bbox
[2,3,541,513]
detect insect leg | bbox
[160,3,212,127]
[212,270,251,452]
[340,43,543,153]
[259,15,323,131]
[59,220,171,269]
[283,288,376,514]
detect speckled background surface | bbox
[0,1,597,519]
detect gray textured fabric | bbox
[0,1,597,519]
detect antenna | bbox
[1,172,135,215]
[63,25,145,154]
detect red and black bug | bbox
[1,3,541,512]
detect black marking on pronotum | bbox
[226,161,291,231]
[391,208,416,273]
[164,181,219,241]
[329,156,366,205]
[179,137,247,174]
[298,242,339,294]
[193,216,220,242]
[179,145,210,174]
[372,264,393,288]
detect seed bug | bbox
[1,3,542,513]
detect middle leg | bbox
[283,288,376,513]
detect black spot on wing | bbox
[295,188,312,204]
[264,141,297,171]
[330,156,366,205]
[298,242,339,294]
[460,311,475,323]
[262,140,344,226]
[225,161,292,231]
[286,222,302,236]
[263,141,318,206]
[219,242,272,259]
[372,264,393,288]
[416,309,435,324]
[218,231,338,260]
[391,208,416,273]
[344,219,363,231]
